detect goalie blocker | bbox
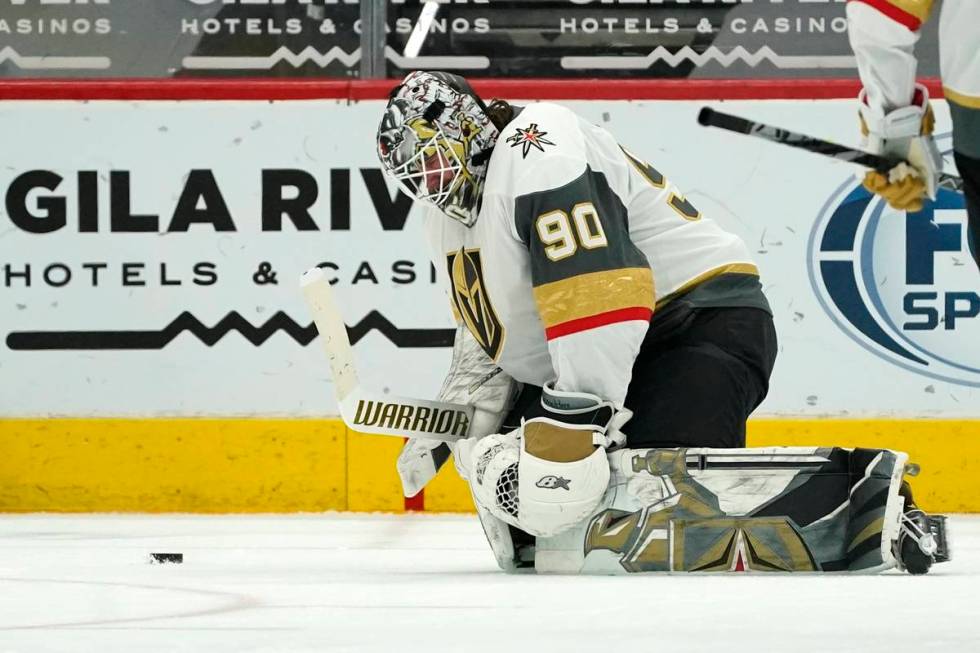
[478,446,950,575]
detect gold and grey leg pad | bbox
[534,446,923,574]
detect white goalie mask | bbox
[377,71,499,227]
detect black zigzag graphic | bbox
[5,311,455,351]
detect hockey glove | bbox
[396,325,517,498]
[467,383,631,537]
[858,84,942,213]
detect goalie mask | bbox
[377,71,498,227]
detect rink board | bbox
[1,417,979,514]
[2,80,978,513]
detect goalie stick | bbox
[300,267,472,442]
[697,107,964,193]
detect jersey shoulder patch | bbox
[498,103,582,160]
[487,103,589,202]
[500,104,570,159]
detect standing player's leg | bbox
[953,150,980,270]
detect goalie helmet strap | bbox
[423,99,446,124]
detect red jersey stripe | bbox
[849,0,923,31]
[545,307,652,340]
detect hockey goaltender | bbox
[372,70,949,575]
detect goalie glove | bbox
[467,383,631,537]
[858,84,943,213]
[396,325,517,498]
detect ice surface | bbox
[1,513,978,653]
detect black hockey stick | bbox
[697,107,964,193]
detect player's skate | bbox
[894,480,951,575]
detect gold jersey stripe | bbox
[656,263,760,308]
[944,86,980,110]
[533,267,654,329]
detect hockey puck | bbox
[149,553,183,564]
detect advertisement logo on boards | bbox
[176,0,490,73]
[0,0,113,71]
[2,0,945,79]
[1,165,455,352]
[4,307,454,352]
[808,135,980,387]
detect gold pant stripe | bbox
[533,267,654,329]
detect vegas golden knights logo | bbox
[447,248,505,361]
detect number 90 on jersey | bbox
[535,201,609,262]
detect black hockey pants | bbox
[501,305,777,449]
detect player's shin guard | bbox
[472,500,535,572]
[533,447,950,575]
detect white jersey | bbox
[425,102,763,407]
[847,0,980,158]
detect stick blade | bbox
[340,392,471,443]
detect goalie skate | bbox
[894,482,951,575]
